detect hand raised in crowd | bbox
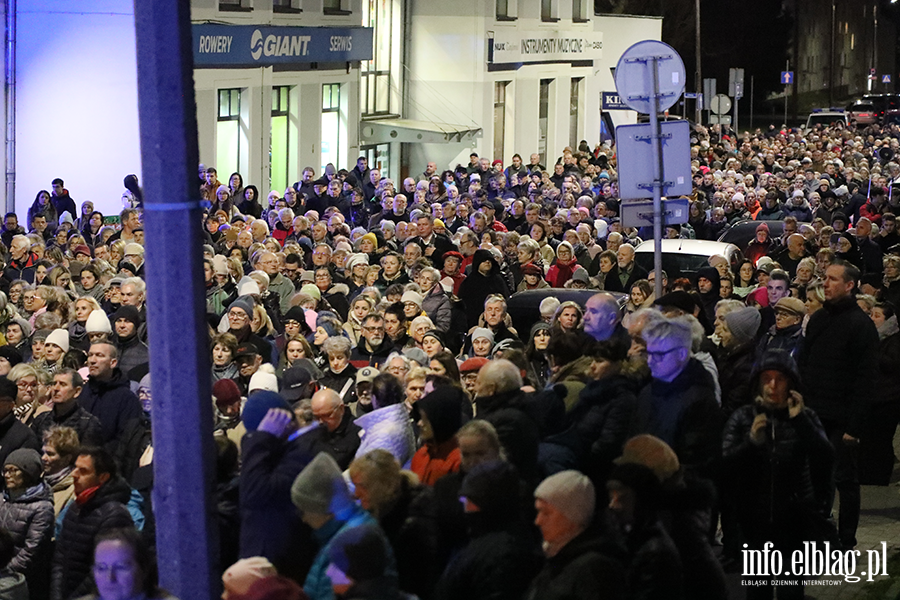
[787,390,804,419]
[749,412,768,446]
[257,408,295,439]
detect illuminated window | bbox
[322,84,342,172]
[538,79,551,165]
[217,89,242,177]
[493,82,508,163]
[271,86,291,193]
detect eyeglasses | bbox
[646,346,681,360]
[16,381,37,389]
[313,405,341,423]
[363,326,385,333]
[228,311,247,319]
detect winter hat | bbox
[421,329,443,346]
[241,390,291,432]
[290,452,353,516]
[222,557,277,598]
[608,462,662,510]
[299,270,316,283]
[571,268,590,284]
[521,264,543,277]
[212,255,229,276]
[32,329,51,343]
[73,245,92,259]
[59,212,74,227]
[283,306,307,325]
[45,329,70,353]
[413,386,464,444]
[461,460,522,515]
[459,356,489,374]
[402,347,428,368]
[238,279,261,297]
[85,310,112,335]
[534,470,596,528]
[113,305,142,328]
[834,185,849,198]
[327,525,389,583]
[400,291,423,308]
[774,297,807,316]
[248,371,279,394]
[229,296,256,320]
[123,243,144,257]
[755,222,769,234]
[345,253,369,272]
[360,232,378,249]
[653,291,696,315]
[242,576,305,600]
[0,346,22,368]
[4,448,42,484]
[723,307,762,346]
[530,321,551,339]
[439,277,454,293]
[212,378,242,410]
[471,328,494,344]
[616,435,680,484]
[299,284,321,301]
[731,192,744,204]
[556,241,574,259]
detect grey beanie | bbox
[230,296,256,320]
[290,453,353,516]
[5,448,42,484]
[723,307,762,346]
[534,470,596,528]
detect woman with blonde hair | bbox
[348,449,438,598]
[8,363,51,425]
[343,296,374,346]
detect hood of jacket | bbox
[470,249,499,277]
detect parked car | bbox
[633,239,744,282]
[717,219,786,250]
[804,109,848,131]
[847,100,878,125]
[862,93,900,122]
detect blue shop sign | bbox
[193,24,373,67]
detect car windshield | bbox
[807,114,846,127]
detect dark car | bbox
[862,93,900,122]
[506,289,627,340]
[717,219,785,251]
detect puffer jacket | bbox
[77,369,143,453]
[51,477,133,600]
[722,404,834,533]
[422,286,452,332]
[0,482,54,599]
[355,404,416,467]
[716,340,757,417]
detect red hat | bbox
[521,264,543,277]
[443,251,463,262]
[491,159,503,167]
[73,245,92,258]
[756,222,770,233]
[460,357,489,374]
[213,379,242,409]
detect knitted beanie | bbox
[222,557,277,597]
[723,306,762,346]
[241,390,290,432]
[4,449,42,484]
[45,329,70,353]
[290,452,353,516]
[327,525,388,583]
[85,310,112,335]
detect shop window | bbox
[217,89,242,178]
[496,0,516,20]
[493,82,508,164]
[538,79,551,166]
[569,77,582,149]
[271,86,291,193]
[541,0,558,22]
[321,84,342,172]
[361,0,396,116]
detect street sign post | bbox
[614,39,687,299]
[711,93,732,116]
[884,75,892,84]
[615,120,692,200]
[621,198,690,229]
[781,71,793,84]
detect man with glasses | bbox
[350,313,394,368]
[282,253,304,289]
[634,316,721,476]
[384,353,411,383]
[227,297,273,363]
[309,388,361,470]
[457,230,479,272]
[0,378,39,469]
[234,344,264,396]
[256,251,294,314]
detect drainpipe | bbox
[5,0,15,214]
[131,1,218,598]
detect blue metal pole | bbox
[131,2,219,598]
[648,57,664,300]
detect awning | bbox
[360,118,482,144]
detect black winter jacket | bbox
[378,479,439,598]
[31,404,103,448]
[716,340,757,416]
[77,369,143,453]
[0,482,54,600]
[524,528,626,600]
[239,428,317,582]
[798,295,879,437]
[51,478,133,600]
[0,414,40,470]
[632,359,722,476]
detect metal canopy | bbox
[360,118,482,144]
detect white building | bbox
[7,0,659,217]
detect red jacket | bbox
[546,258,578,288]
[410,439,461,486]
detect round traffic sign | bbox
[614,40,686,114]
[710,94,732,115]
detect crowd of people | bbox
[0,116,894,599]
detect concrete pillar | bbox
[132,1,219,598]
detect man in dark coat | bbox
[798,261,878,549]
[349,313,394,368]
[77,343,143,455]
[50,447,133,600]
[473,360,542,487]
[633,316,722,477]
[0,379,41,469]
[723,351,833,594]
[434,460,542,600]
[602,244,648,294]
[308,389,361,470]
[458,250,510,329]
[525,470,626,600]
[239,391,317,583]
[32,370,102,447]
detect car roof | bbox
[506,289,627,339]
[634,238,739,255]
[717,219,786,247]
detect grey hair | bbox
[642,316,692,351]
[322,336,352,358]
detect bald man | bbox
[584,293,631,350]
[310,389,361,469]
